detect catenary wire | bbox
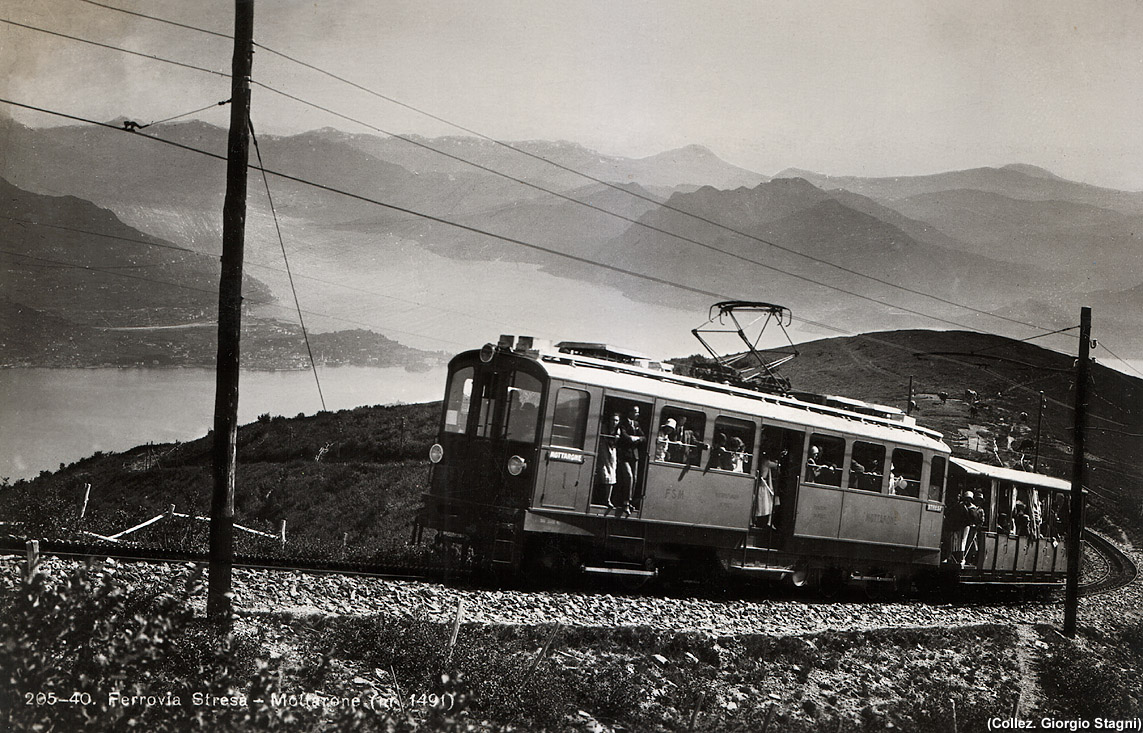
[0,97,1127,425]
[249,116,326,410]
[0,18,227,78]
[55,2,1066,338]
[0,215,542,338]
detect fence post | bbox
[278,520,286,548]
[25,540,40,581]
[446,598,466,665]
[79,483,92,521]
[167,504,176,519]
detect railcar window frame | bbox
[804,433,845,487]
[929,455,947,502]
[550,387,590,450]
[848,441,887,492]
[706,415,756,474]
[889,447,924,498]
[442,365,475,435]
[654,405,706,468]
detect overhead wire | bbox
[0,246,468,348]
[0,18,227,78]
[55,2,1069,340]
[249,77,1053,337]
[1097,341,1143,379]
[0,214,537,338]
[248,116,326,410]
[1,96,1123,418]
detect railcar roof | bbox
[950,457,1073,492]
[514,350,949,452]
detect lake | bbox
[0,366,447,481]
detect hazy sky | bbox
[3,0,1142,190]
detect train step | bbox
[582,564,657,577]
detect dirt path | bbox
[1012,623,1047,717]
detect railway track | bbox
[1080,528,1138,596]
[0,536,466,582]
[2,529,1136,597]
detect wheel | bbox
[817,568,847,599]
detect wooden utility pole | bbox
[1033,391,1045,473]
[208,0,255,623]
[1063,307,1091,637]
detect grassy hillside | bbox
[2,329,1139,552]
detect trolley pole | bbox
[1063,307,1091,638]
[208,0,255,624]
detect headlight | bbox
[480,343,495,363]
[507,455,527,476]
[429,443,444,463]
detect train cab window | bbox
[928,456,946,502]
[805,434,844,487]
[657,407,705,467]
[550,388,590,449]
[709,416,755,473]
[443,366,475,434]
[848,441,885,491]
[889,448,923,498]
[504,372,542,442]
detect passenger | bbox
[655,418,676,462]
[848,458,866,489]
[1014,502,1031,537]
[963,494,985,565]
[707,432,729,471]
[727,436,746,473]
[889,464,908,495]
[753,449,783,528]
[864,459,883,492]
[615,406,645,516]
[597,413,621,507]
[670,416,697,464]
[942,490,975,565]
[805,445,836,484]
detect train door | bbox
[592,395,652,515]
[759,425,803,538]
[537,385,595,510]
[917,453,945,551]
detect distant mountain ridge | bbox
[2,114,1138,359]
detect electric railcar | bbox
[416,335,1079,591]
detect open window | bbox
[709,416,755,473]
[656,406,706,467]
[848,441,885,492]
[805,434,844,487]
[889,448,923,498]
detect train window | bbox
[1015,485,1045,539]
[890,448,923,498]
[848,441,886,491]
[443,366,475,434]
[658,406,705,467]
[929,456,946,501]
[504,372,543,442]
[550,388,590,449]
[1045,492,1068,539]
[805,434,844,487]
[996,481,1016,534]
[709,416,755,473]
